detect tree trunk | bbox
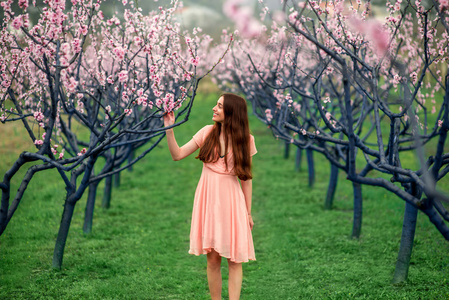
[284,142,290,159]
[102,175,113,209]
[351,182,362,238]
[306,148,315,187]
[392,201,418,284]
[114,171,120,188]
[52,199,76,269]
[83,181,99,234]
[295,147,302,172]
[324,163,339,210]
[127,146,134,172]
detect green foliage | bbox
[0,94,448,299]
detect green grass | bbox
[0,93,448,299]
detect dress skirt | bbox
[188,164,256,263]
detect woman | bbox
[163,93,257,300]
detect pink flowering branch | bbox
[219,0,449,246]
[0,0,231,269]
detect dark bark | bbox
[52,198,76,269]
[83,180,99,234]
[306,148,315,187]
[392,201,418,284]
[102,175,113,209]
[351,182,363,239]
[114,171,120,188]
[295,147,302,171]
[127,146,135,172]
[284,142,290,159]
[325,162,339,210]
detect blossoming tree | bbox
[0,0,230,268]
[218,0,449,282]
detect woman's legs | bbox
[227,259,242,300]
[207,249,222,300]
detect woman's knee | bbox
[227,259,242,270]
[207,249,222,267]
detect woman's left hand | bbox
[248,215,254,231]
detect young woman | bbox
[163,93,257,300]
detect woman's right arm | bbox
[164,112,199,161]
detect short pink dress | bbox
[188,125,257,263]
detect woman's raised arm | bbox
[163,112,199,161]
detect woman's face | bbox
[212,96,225,123]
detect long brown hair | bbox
[196,93,252,181]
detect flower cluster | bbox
[1,0,220,156]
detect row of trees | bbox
[217,0,449,283]
[2,0,447,283]
[0,0,229,269]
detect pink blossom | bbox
[370,22,390,56]
[289,11,298,23]
[137,96,146,105]
[438,120,443,127]
[97,71,106,86]
[300,128,307,135]
[410,72,418,84]
[293,102,301,112]
[113,46,126,61]
[12,16,23,30]
[67,77,78,93]
[59,151,64,159]
[34,111,44,122]
[439,0,449,11]
[223,0,262,38]
[2,79,11,88]
[107,75,114,84]
[190,57,199,66]
[72,38,81,53]
[134,36,143,46]
[265,109,273,122]
[118,70,128,83]
[223,0,239,17]
[80,24,88,35]
[348,16,390,57]
[183,72,192,81]
[34,139,43,146]
[393,74,401,85]
[19,0,28,10]
[77,148,87,156]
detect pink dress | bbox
[188,125,257,263]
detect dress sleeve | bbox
[250,135,257,156]
[193,125,213,148]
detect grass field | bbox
[0,93,448,299]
